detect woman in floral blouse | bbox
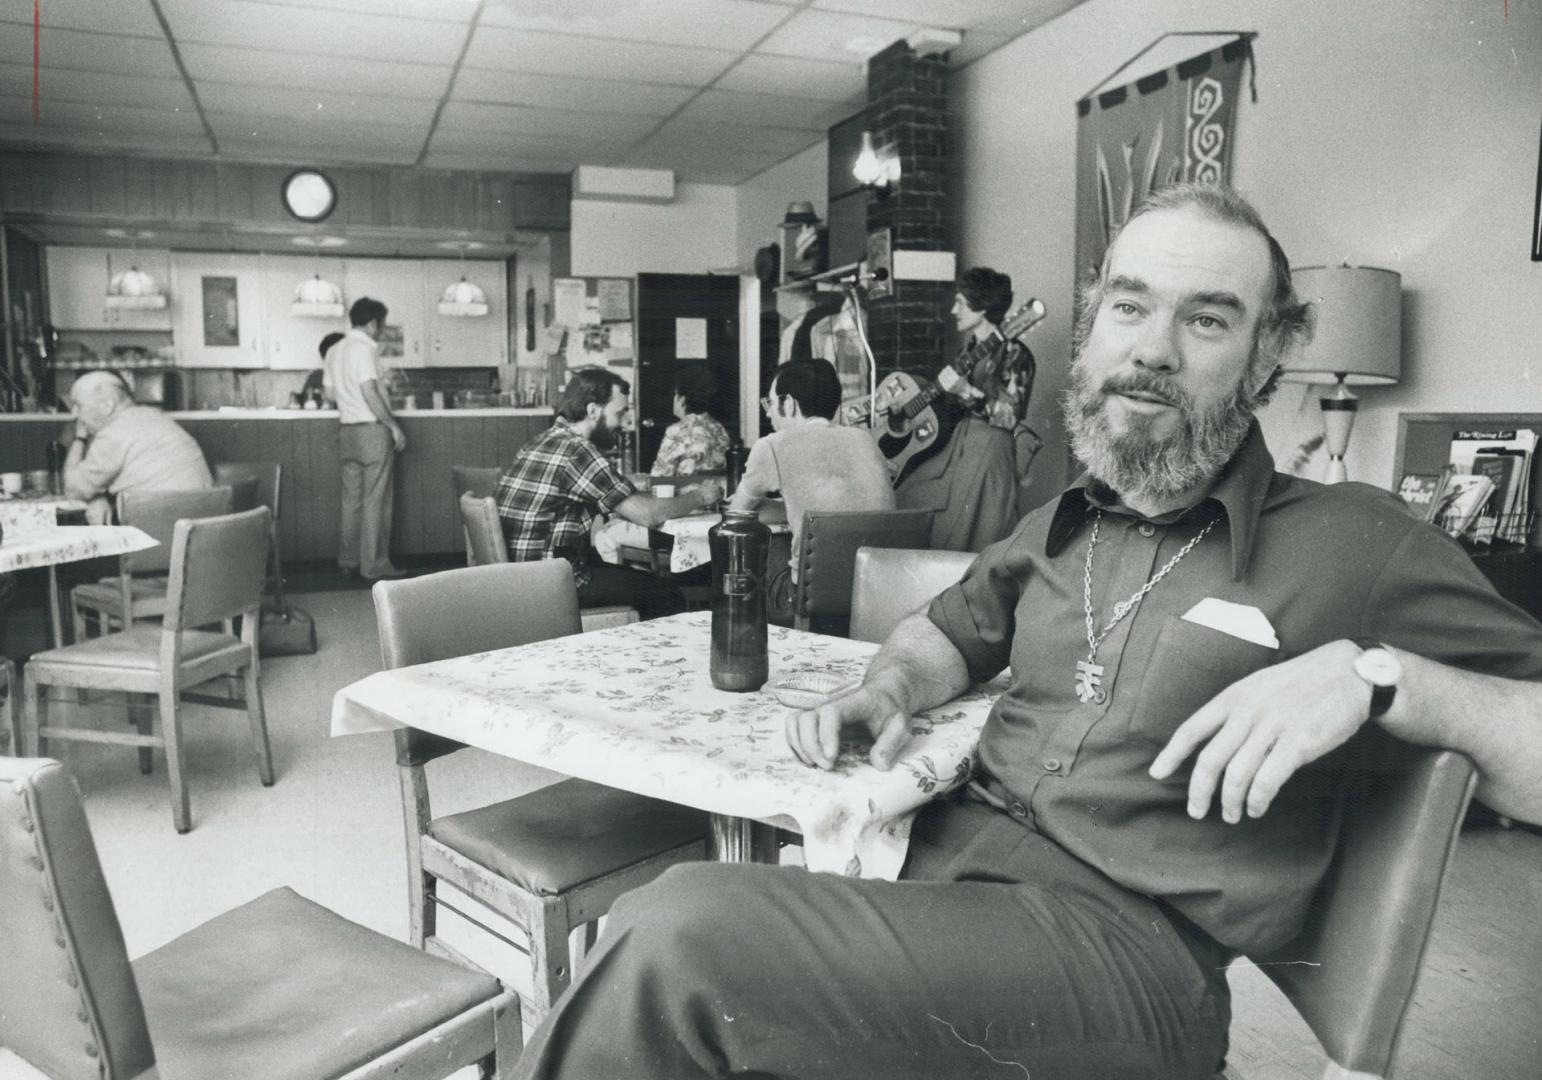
[651,375,731,476]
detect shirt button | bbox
[1009,801,1029,819]
[1138,523,1156,538]
[1042,758,1061,773]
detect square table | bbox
[0,493,88,532]
[0,525,159,646]
[331,612,1001,879]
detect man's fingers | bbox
[1184,706,1254,820]
[784,709,814,767]
[1217,728,1276,824]
[1245,743,1304,819]
[1150,698,1228,780]
[868,711,911,771]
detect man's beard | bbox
[589,414,618,451]
[1062,359,1255,507]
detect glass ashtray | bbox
[766,671,861,709]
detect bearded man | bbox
[496,366,722,620]
[508,186,1542,1080]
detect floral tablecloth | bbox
[331,612,1000,879]
[0,495,88,533]
[0,525,158,574]
[658,513,791,573]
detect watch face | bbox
[1355,647,1401,687]
[282,169,337,223]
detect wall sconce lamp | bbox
[852,131,901,193]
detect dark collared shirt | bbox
[495,419,634,588]
[928,422,1542,954]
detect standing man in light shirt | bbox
[324,297,406,581]
[62,370,212,524]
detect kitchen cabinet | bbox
[172,253,266,368]
[344,257,428,368]
[262,254,344,371]
[46,246,174,331]
[422,258,508,368]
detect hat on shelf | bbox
[782,200,821,225]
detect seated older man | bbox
[62,370,212,524]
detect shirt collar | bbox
[344,327,375,344]
[1045,420,1276,581]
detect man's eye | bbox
[1191,314,1228,331]
[1110,300,1141,317]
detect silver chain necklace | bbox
[1075,510,1218,703]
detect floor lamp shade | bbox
[1280,265,1402,482]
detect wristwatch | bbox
[1351,638,1401,719]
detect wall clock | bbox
[282,168,337,223]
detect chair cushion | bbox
[429,777,708,896]
[133,887,502,1080]
[29,626,242,672]
[75,579,169,617]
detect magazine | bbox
[1434,473,1495,540]
[1448,428,1536,544]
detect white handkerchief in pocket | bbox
[1181,598,1279,649]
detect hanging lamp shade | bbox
[437,275,488,317]
[106,265,167,309]
[292,274,346,318]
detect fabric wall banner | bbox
[1073,35,1254,287]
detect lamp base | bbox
[1323,455,1349,485]
[1319,377,1358,485]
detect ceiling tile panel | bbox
[421,150,582,174]
[0,63,196,113]
[0,123,212,158]
[814,0,1082,37]
[638,118,821,157]
[197,83,439,127]
[480,0,791,52]
[756,9,922,63]
[205,112,429,149]
[439,100,658,139]
[429,128,611,155]
[217,136,420,167]
[179,43,451,98]
[620,142,793,184]
[675,88,850,131]
[157,0,469,65]
[13,0,165,37]
[0,26,178,79]
[716,53,866,102]
[254,0,480,21]
[453,68,692,116]
[1,95,207,136]
[464,26,736,85]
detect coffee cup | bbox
[1,472,21,495]
[26,469,51,493]
[653,483,675,499]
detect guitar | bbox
[935,297,1047,404]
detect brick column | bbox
[864,40,953,379]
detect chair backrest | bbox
[793,508,934,635]
[451,464,502,500]
[848,546,977,644]
[373,562,583,766]
[213,462,282,520]
[117,486,236,575]
[459,492,509,567]
[0,757,155,1080]
[163,506,271,631]
[1246,748,1477,1075]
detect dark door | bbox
[635,273,740,471]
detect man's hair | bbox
[73,369,132,407]
[673,371,716,416]
[957,267,1014,325]
[318,331,346,358]
[1071,182,1312,405]
[772,358,841,420]
[557,366,631,422]
[349,297,388,328]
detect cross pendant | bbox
[1074,659,1104,703]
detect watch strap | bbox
[1351,637,1396,719]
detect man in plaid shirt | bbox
[497,366,723,619]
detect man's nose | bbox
[1128,317,1180,372]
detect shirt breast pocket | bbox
[1129,616,1281,745]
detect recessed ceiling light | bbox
[843,35,889,56]
[437,240,487,251]
[282,168,338,223]
[104,228,157,239]
[292,235,347,248]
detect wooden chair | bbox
[848,546,977,644]
[458,491,638,632]
[24,507,275,834]
[0,658,14,755]
[372,562,709,1024]
[1224,748,1478,1080]
[453,465,504,564]
[214,461,283,595]
[792,508,935,636]
[70,484,238,637]
[0,756,521,1080]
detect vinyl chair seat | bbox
[29,625,244,673]
[133,886,504,1080]
[74,578,171,620]
[429,778,710,896]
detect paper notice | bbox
[597,279,631,320]
[676,317,707,359]
[553,278,587,328]
[608,323,634,353]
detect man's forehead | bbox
[1106,206,1272,310]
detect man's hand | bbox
[1149,640,1371,824]
[389,425,407,452]
[691,479,724,509]
[786,683,915,771]
[84,496,112,525]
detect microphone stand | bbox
[841,278,880,431]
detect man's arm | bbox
[360,379,406,452]
[61,424,98,500]
[1150,640,1542,827]
[787,611,972,771]
[612,481,724,529]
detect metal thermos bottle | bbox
[725,441,747,493]
[709,509,770,691]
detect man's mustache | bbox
[1097,370,1191,410]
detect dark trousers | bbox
[512,797,1232,1080]
[577,562,685,621]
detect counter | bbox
[1,409,557,560]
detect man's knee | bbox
[610,862,769,947]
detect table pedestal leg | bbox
[710,814,780,863]
[47,565,65,647]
